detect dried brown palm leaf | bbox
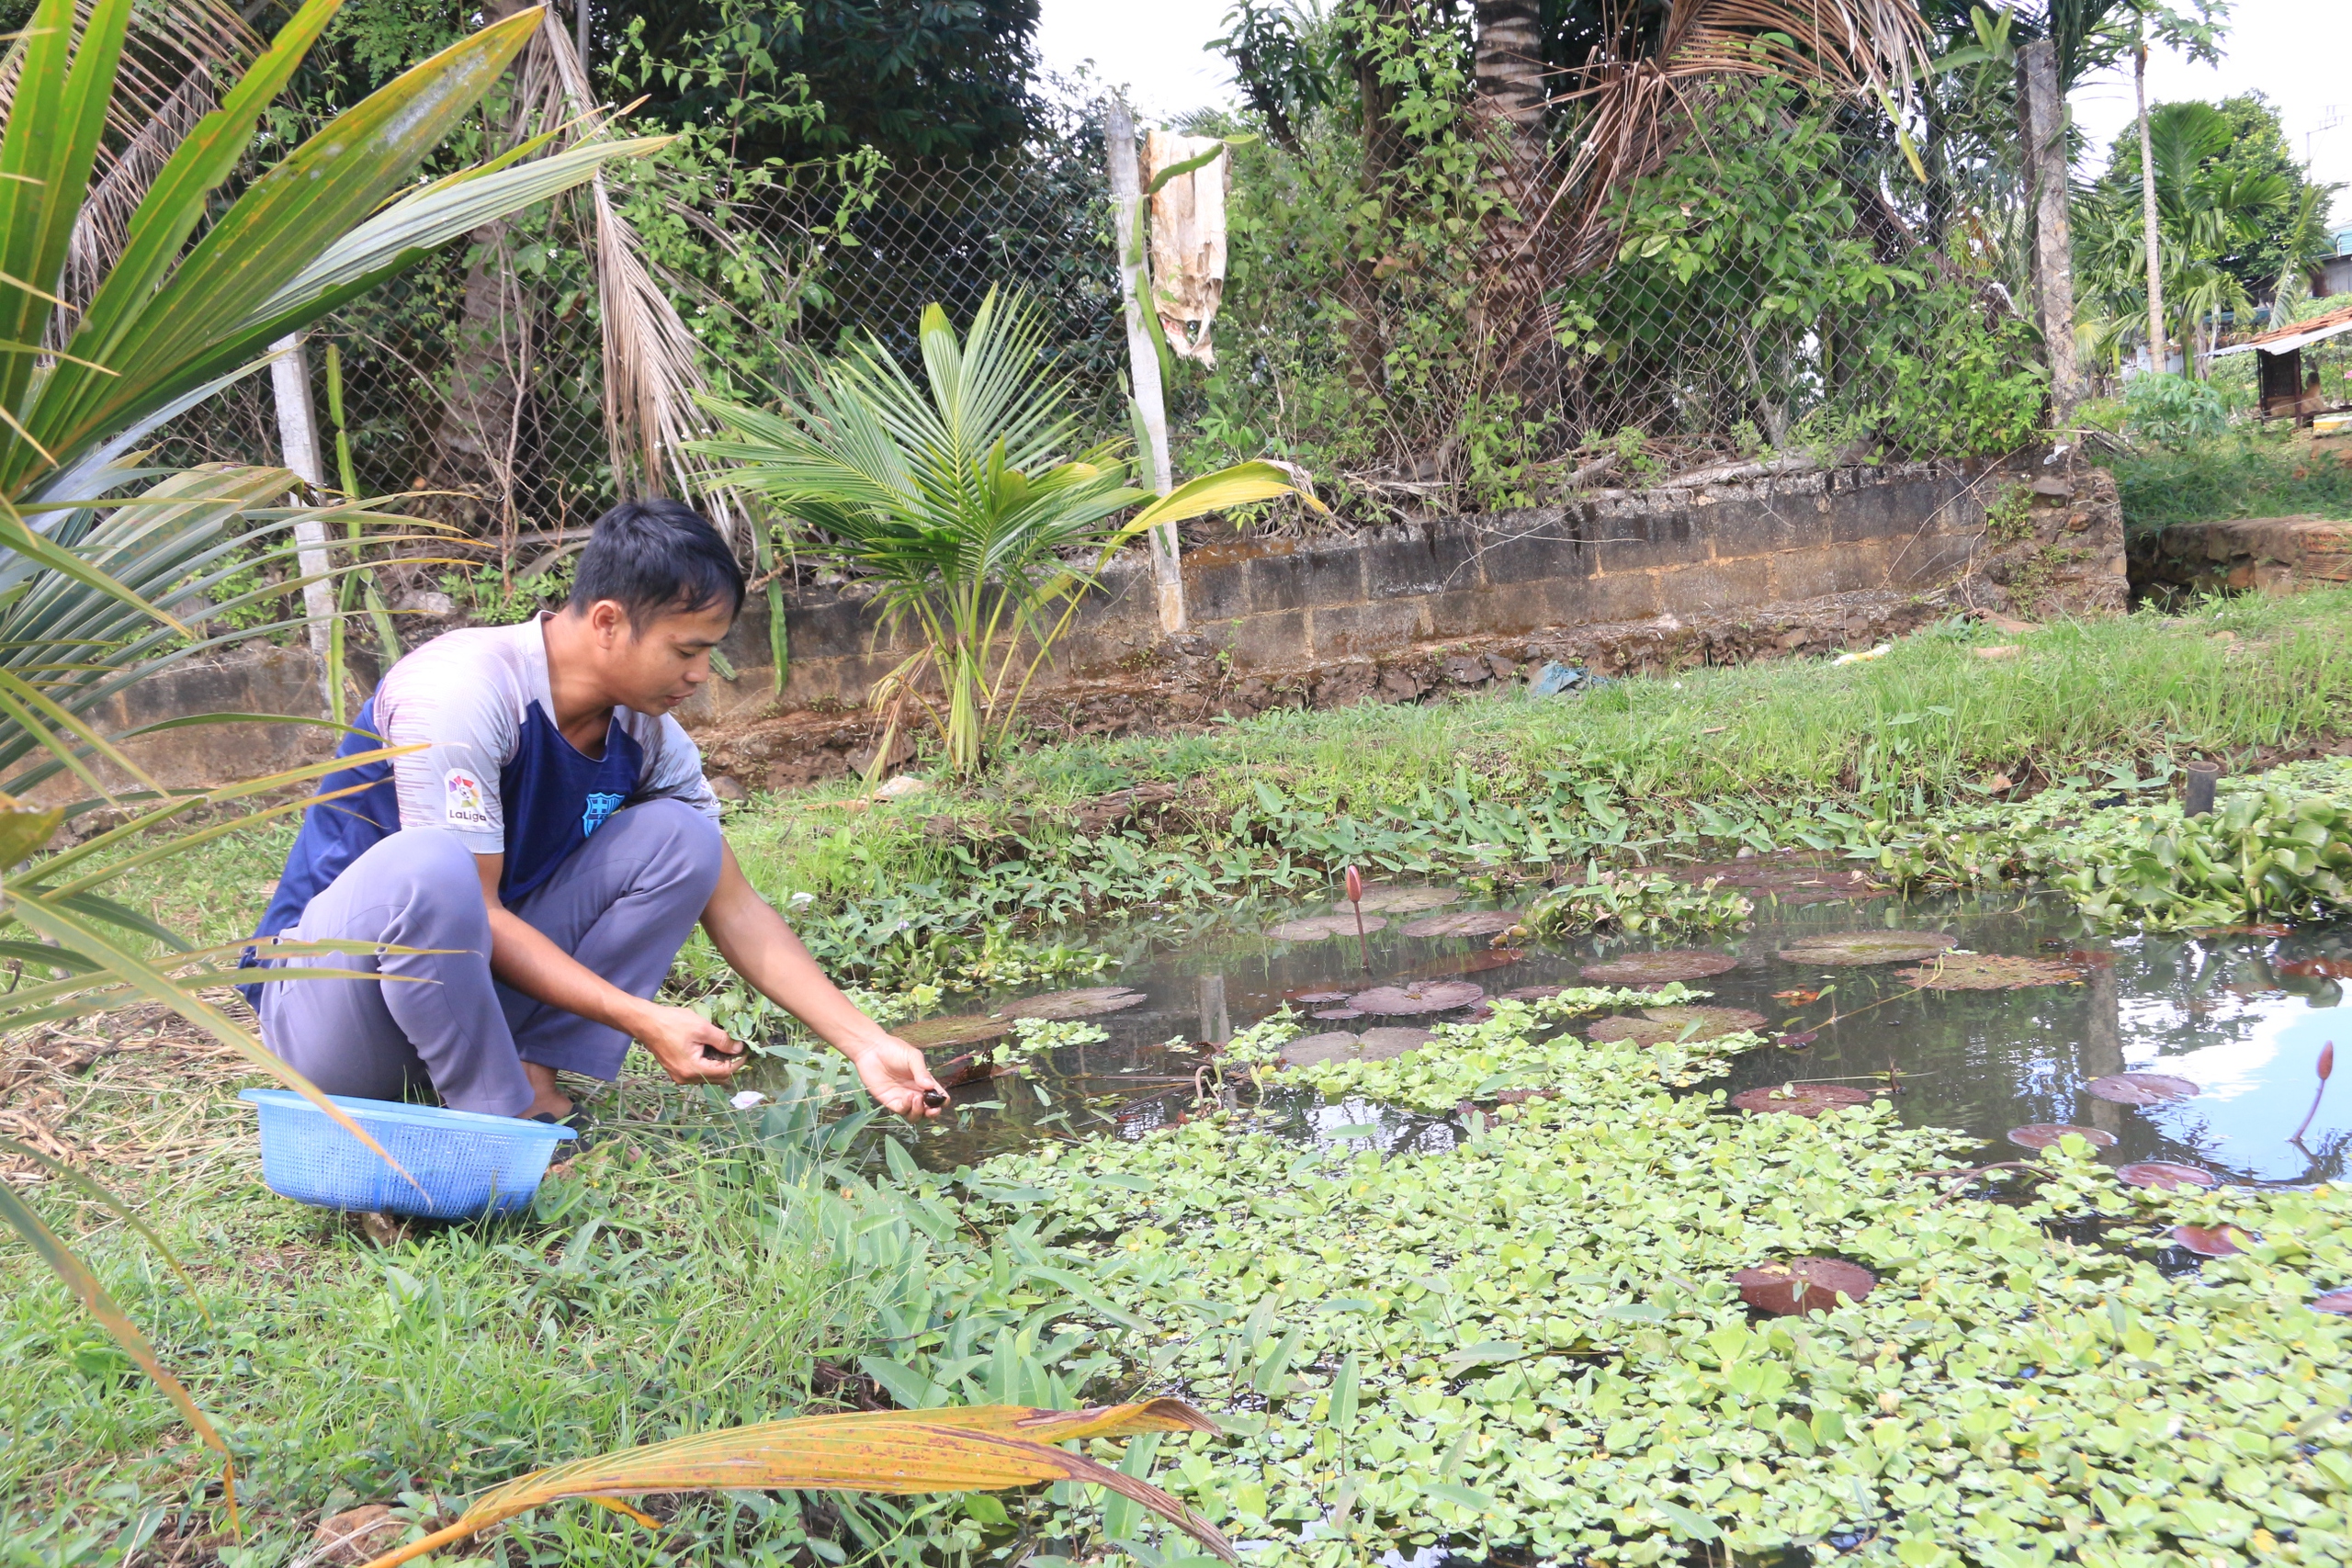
[357,1400,1236,1568]
[519,21,744,543]
[1517,0,1935,280]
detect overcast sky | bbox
[1037,0,2350,225]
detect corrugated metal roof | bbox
[2211,301,2352,358]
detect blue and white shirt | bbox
[254,616,721,941]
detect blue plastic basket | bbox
[239,1089,575,1219]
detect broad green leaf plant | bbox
[0,0,661,1524]
[694,288,1321,780]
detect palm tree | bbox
[694,289,1319,780]
[2076,101,2300,377]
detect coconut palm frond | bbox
[0,0,265,329]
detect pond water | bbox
[881,873,2352,1186]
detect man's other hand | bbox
[851,1036,948,1120]
[634,1002,744,1084]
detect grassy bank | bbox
[99,587,2352,994]
[2105,434,2352,536]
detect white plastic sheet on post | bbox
[1144,130,1228,369]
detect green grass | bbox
[0,1077,869,1565]
[99,586,2352,986]
[2105,432,2352,536]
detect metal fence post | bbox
[1104,99,1187,636]
[268,333,341,715]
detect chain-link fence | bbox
[153,84,2051,557]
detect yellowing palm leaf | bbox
[359,1399,1235,1568]
[1123,460,1327,536]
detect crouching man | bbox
[242,500,944,1125]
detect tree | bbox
[614,0,1041,163]
[2075,99,2331,375]
[2097,92,2338,300]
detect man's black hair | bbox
[568,499,745,627]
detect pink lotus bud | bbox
[2322,1041,2336,1082]
[1345,866,1363,905]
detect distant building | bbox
[2315,227,2352,299]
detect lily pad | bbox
[1277,1027,1433,1068]
[1289,989,1351,1005]
[996,987,1149,1021]
[2086,1072,2199,1105]
[1310,1007,1364,1021]
[1731,1083,1874,1118]
[1279,1032,1362,1067]
[1895,953,2087,990]
[1777,931,1960,966]
[2312,1288,2352,1315]
[2006,1123,2118,1150]
[1335,886,1461,914]
[2171,1224,2250,1257]
[1268,914,1388,942]
[1578,951,1738,985]
[1586,1005,1765,1045]
[898,1013,1016,1049]
[2118,1161,2217,1191]
[1358,1027,1436,1061]
[1502,984,1577,1003]
[1350,979,1486,1016]
[1733,1258,1877,1315]
[1401,909,1524,939]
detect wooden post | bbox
[2016,39,2084,419]
[1104,98,1187,636]
[268,333,340,714]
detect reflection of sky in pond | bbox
[852,877,2352,1186]
[2133,1002,2347,1181]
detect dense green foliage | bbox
[2088,93,2338,307]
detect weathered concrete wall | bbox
[688,457,2123,728]
[72,455,2127,794]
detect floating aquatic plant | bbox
[2085,1071,2199,1105]
[1894,952,2087,990]
[1579,950,1739,985]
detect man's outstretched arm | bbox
[700,841,945,1120]
[474,853,742,1095]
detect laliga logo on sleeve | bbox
[443,767,492,829]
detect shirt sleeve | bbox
[634,714,724,823]
[379,671,516,854]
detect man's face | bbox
[591,597,737,713]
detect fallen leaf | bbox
[1733,1258,1876,1315]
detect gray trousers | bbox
[258,800,724,1116]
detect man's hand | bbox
[848,1036,947,1120]
[631,1002,744,1085]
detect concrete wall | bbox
[686,458,2010,727]
[75,456,2129,793]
